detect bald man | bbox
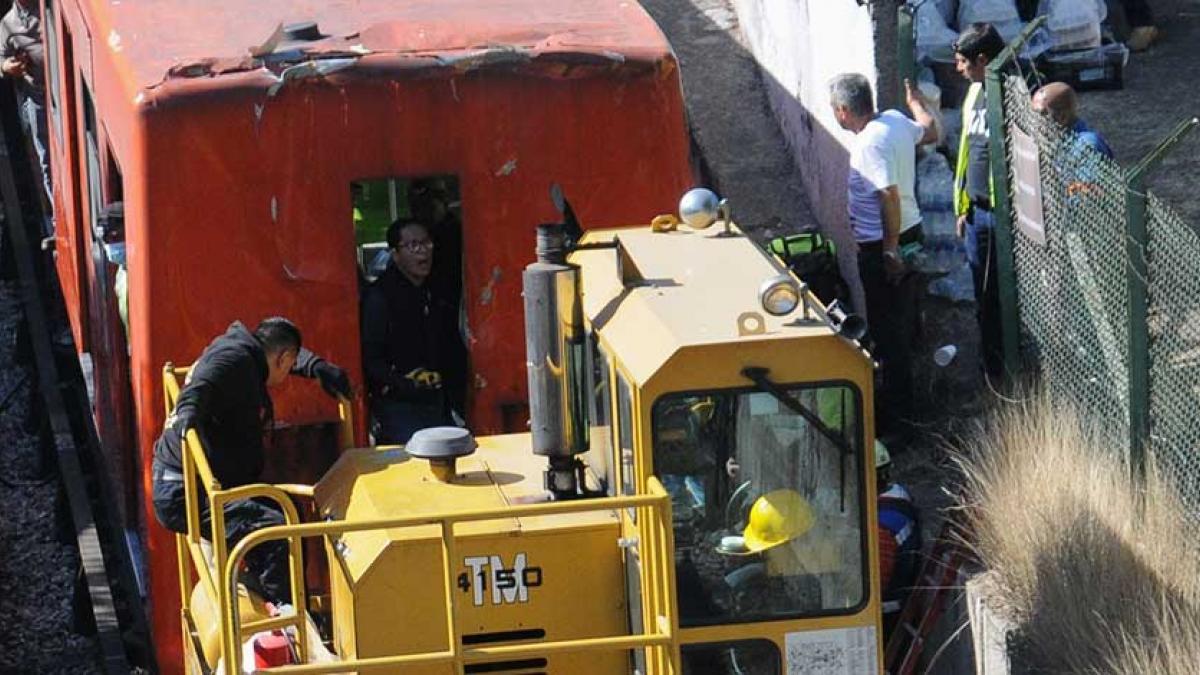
[1032,83,1113,159]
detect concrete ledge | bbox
[729,0,900,310]
[966,572,1015,675]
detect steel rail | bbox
[0,80,141,672]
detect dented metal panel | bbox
[101,0,678,93]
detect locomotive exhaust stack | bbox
[523,223,589,498]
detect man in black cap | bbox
[151,317,350,606]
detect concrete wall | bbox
[729,0,900,310]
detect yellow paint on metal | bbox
[212,479,676,673]
[568,223,883,669]
[314,435,631,673]
[164,365,348,673]
[573,225,860,388]
[188,582,272,667]
[166,210,885,673]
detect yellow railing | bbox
[163,364,356,672]
[163,362,681,674]
[225,482,680,674]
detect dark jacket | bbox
[361,262,466,412]
[153,321,323,488]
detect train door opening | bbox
[350,175,468,440]
[78,75,140,531]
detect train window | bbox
[616,370,635,522]
[616,370,635,484]
[586,339,614,495]
[653,383,867,627]
[81,82,101,236]
[681,639,780,675]
[44,0,62,144]
[350,176,461,294]
[105,149,123,203]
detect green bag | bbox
[768,230,837,278]
[767,230,846,305]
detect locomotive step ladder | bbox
[883,516,972,675]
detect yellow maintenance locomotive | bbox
[165,189,883,674]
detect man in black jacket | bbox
[361,218,466,443]
[151,317,350,606]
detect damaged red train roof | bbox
[100,0,677,92]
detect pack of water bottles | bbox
[1038,0,1108,51]
[914,150,975,303]
[914,0,960,63]
[910,0,1099,64]
[957,0,1023,43]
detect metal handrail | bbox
[223,480,681,674]
[163,362,678,674]
[162,363,357,671]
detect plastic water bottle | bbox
[928,263,976,303]
[917,153,955,212]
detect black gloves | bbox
[404,367,443,390]
[313,360,352,399]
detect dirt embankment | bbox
[1081,0,1200,226]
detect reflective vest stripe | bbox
[955,81,996,216]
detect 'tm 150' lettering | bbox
[459,553,544,607]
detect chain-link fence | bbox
[1145,192,1200,504]
[991,41,1200,505]
[1000,73,1133,452]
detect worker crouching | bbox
[151,317,351,605]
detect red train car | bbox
[39,0,691,669]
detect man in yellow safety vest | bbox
[952,23,1006,377]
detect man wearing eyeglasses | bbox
[361,219,467,443]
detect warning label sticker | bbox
[784,625,878,674]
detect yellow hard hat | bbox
[742,489,815,553]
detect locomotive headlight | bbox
[759,275,800,316]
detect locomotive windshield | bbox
[652,382,867,626]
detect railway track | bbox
[0,78,151,673]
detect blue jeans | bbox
[965,208,1003,376]
[151,460,291,604]
[19,94,52,226]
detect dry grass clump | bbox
[954,392,1200,674]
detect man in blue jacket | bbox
[151,317,350,606]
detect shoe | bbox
[1126,26,1159,52]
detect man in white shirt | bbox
[830,73,936,440]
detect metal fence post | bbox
[984,19,1044,379]
[1125,175,1149,478]
[1125,117,1199,479]
[984,69,1020,378]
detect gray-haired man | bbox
[830,73,936,441]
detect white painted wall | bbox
[730,0,888,313]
